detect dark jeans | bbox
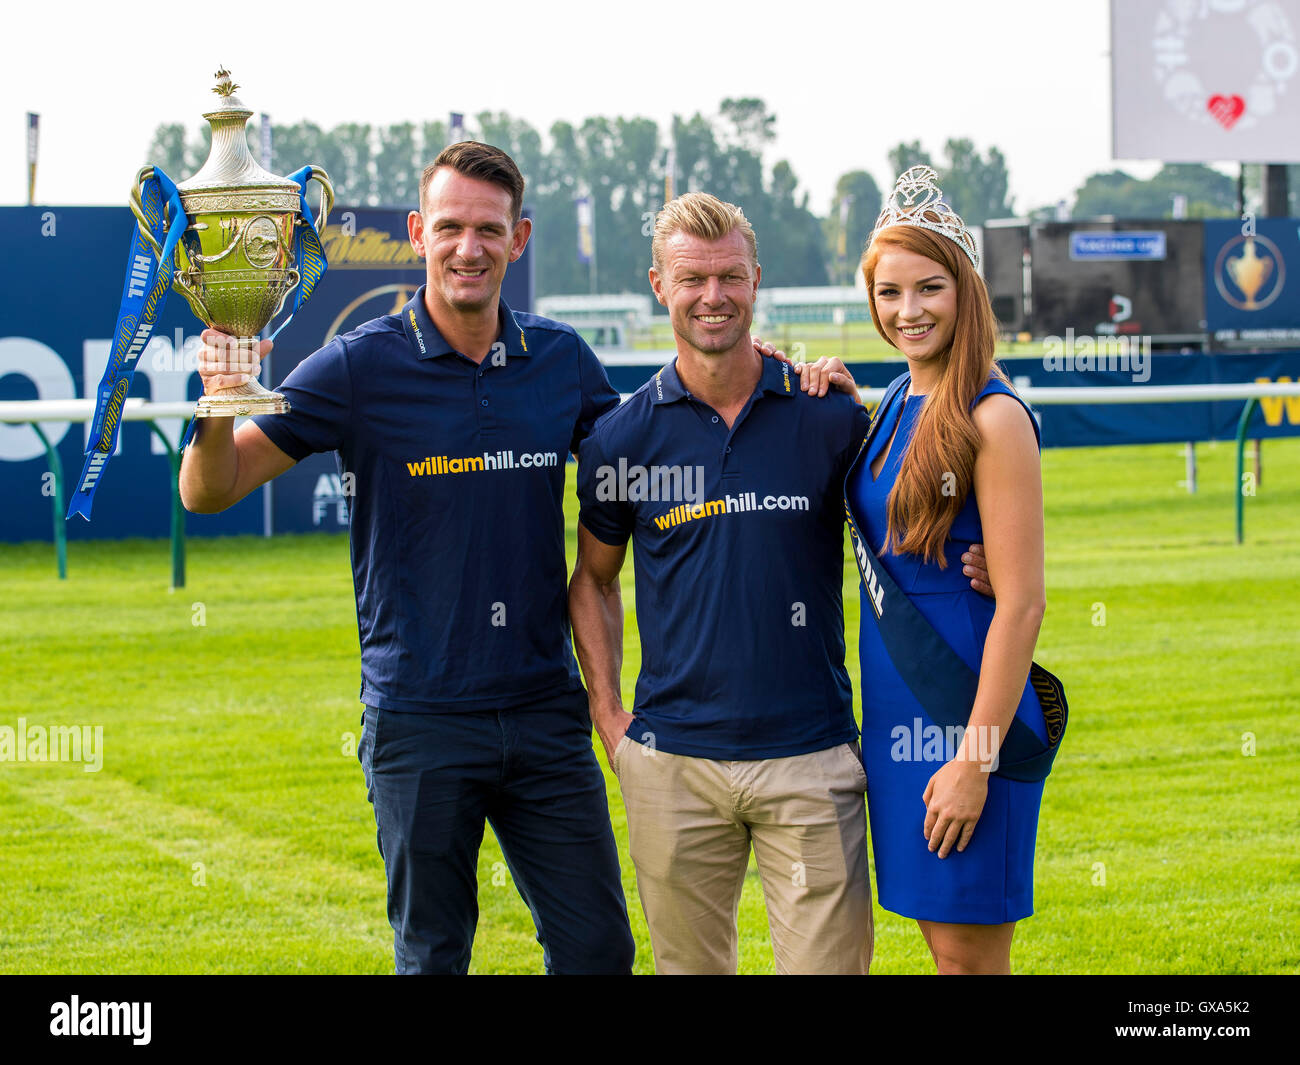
[358,691,634,974]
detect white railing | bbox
[4,380,1299,581]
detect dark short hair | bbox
[419,142,525,223]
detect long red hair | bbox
[863,225,1009,566]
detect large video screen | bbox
[1028,221,1206,340]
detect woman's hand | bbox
[922,758,990,858]
[794,356,862,403]
[751,337,860,401]
[752,337,791,363]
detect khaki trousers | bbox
[614,737,872,975]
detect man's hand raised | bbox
[198,329,271,395]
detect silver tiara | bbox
[869,165,978,270]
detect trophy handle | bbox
[271,268,302,321]
[129,166,166,259]
[307,167,335,231]
[173,272,213,326]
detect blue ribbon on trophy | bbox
[66,167,188,521]
[268,166,328,341]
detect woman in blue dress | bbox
[798,168,1050,974]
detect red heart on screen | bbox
[1207,94,1245,129]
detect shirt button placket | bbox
[473,365,493,431]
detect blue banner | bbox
[1205,219,1300,344]
[601,352,1300,448]
[862,353,1300,448]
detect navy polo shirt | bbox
[253,288,619,713]
[577,355,869,759]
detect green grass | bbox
[2,438,1298,973]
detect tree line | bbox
[146,102,1269,298]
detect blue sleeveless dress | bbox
[845,375,1047,924]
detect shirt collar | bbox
[401,285,532,361]
[758,352,798,398]
[649,359,690,405]
[651,351,797,407]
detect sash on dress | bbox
[844,374,1067,783]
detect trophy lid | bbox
[177,69,299,194]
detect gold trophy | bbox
[130,69,334,417]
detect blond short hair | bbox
[651,192,758,275]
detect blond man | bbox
[568,193,874,974]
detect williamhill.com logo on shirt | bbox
[654,491,810,530]
[406,450,559,477]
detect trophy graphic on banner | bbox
[68,69,334,519]
[1224,238,1273,311]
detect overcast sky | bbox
[4,0,1192,216]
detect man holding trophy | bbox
[181,136,636,975]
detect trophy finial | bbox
[213,68,239,97]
